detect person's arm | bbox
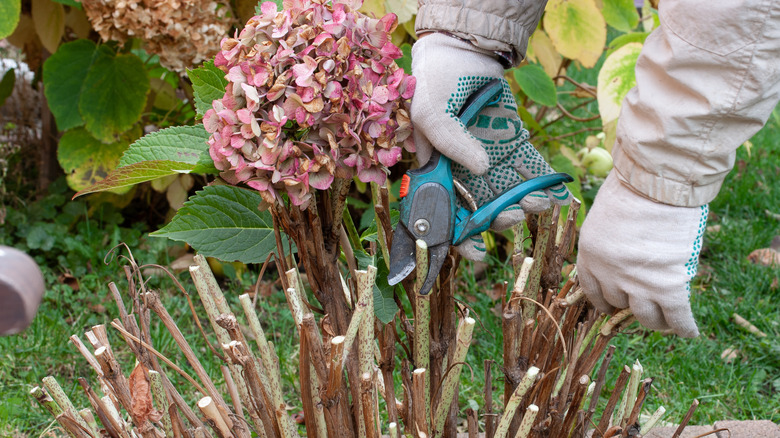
[578,0,780,337]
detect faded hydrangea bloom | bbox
[81,0,231,72]
[204,0,415,208]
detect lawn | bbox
[1,110,778,435]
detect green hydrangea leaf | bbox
[79,47,149,142]
[57,127,132,193]
[514,64,557,107]
[0,69,15,107]
[43,39,96,131]
[373,262,400,324]
[602,0,640,33]
[187,60,228,116]
[597,42,642,124]
[119,125,217,173]
[151,185,288,264]
[606,32,649,57]
[0,0,21,39]
[396,43,412,75]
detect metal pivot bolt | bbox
[414,219,430,236]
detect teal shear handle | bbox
[451,172,574,245]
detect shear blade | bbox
[418,244,449,296]
[388,226,417,285]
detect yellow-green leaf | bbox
[514,64,557,107]
[527,30,562,79]
[385,0,416,25]
[0,0,21,39]
[32,0,64,53]
[58,128,132,193]
[544,0,606,68]
[597,42,641,125]
[359,0,386,19]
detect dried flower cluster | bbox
[80,0,231,72]
[204,0,415,208]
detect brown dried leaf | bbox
[747,248,780,267]
[129,363,163,423]
[57,272,80,291]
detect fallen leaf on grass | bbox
[57,272,79,291]
[747,248,780,267]
[485,282,504,302]
[170,253,195,272]
[720,346,740,363]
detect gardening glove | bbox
[0,246,45,336]
[411,33,571,261]
[577,173,708,338]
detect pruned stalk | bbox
[31,386,63,418]
[641,406,666,435]
[600,309,634,336]
[101,395,126,435]
[326,336,346,399]
[411,368,429,437]
[388,422,398,438]
[190,263,263,433]
[622,378,653,437]
[671,399,699,438]
[513,405,539,438]
[79,409,98,435]
[356,267,378,377]
[594,366,630,438]
[615,361,642,428]
[466,408,478,438]
[360,372,377,438]
[69,335,103,377]
[494,366,540,438]
[149,370,173,438]
[42,376,98,437]
[433,316,476,434]
[413,240,431,428]
[509,257,534,311]
[239,294,296,438]
[144,292,232,421]
[199,397,234,438]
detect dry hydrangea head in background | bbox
[81,0,231,72]
[204,0,416,208]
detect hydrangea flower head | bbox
[204,0,416,208]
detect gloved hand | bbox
[411,33,571,261]
[577,173,708,338]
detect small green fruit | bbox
[581,147,613,177]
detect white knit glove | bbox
[577,173,708,338]
[411,33,571,261]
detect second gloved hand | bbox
[577,173,708,338]
[411,33,571,261]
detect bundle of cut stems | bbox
[33,186,701,438]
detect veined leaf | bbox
[151,185,287,264]
[43,39,95,131]
[0,0,21,39]
[544,0,606,68]
[514,64,557,107]
[187,61,228,116]
[597,42,641,125]
[373,262,399,324]
[119,125,216,173]
[74,160,200,198]
[602,0,639,32]
[79,47,149,142]
[57,128,132,193]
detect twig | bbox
[42,376,98,438]
[671,400,699,438]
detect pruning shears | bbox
[387,79,574,295]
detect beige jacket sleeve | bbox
[415,0,548,63]
[613,0,780,207]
